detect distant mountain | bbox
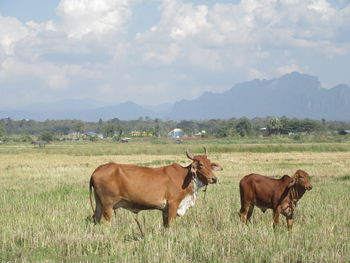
[141,103,173,114]
[13,98,112,112]
[0,100,159,121]
[80,101,159,121]
[169,72,350,121]
[0,99,113,121]
[1,72,349,121]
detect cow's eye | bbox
[198,163,204,168]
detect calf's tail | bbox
[238,181,245,214]
[89,177,95,214]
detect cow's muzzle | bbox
[209,177,217,184]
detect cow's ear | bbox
[211,163,223,171]
[288,177,296,188]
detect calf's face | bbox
[293,169,313,190]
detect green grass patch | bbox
[1,141,350,156]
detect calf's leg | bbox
[239,202,251,224]
[247,205,254,221]
[273,207,281,228]
[286,215,293,230]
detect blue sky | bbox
[0,0,349,107]
[0,0,60,22]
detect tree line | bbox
[0,116,350,141]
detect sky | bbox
[0,0,349,108]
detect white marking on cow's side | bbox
[177,177,204,216]
[177,194,195,216]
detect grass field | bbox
[1,140,349,262]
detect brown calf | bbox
[238,169,312,229]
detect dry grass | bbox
[0,142,349,262]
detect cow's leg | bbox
[111,198,123,225]
[93,193,103,223]
[167,203,178,227]
[95,196,124,225]
[163,201,178,228]
[101,205,114,225]
[93,190,115,225]
[94,199,114,225]
[162,207,169,228]
[98,198,116,225]
[273,207,281,228]
[134,214,145,237]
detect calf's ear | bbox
[211,163,223,171]
[288,178,296,188]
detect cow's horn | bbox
[186,148,194,160]
[203,147,208,156]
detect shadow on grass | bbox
[336,175,350,181]
[123,232,144,242]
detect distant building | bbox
[120,137,131,143]
[339,130,350,135]
[194,130,206,137]
[84,131,97,136]
[168,128,183,138]
[68,132,81,140]
[131,131,153,137]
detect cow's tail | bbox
[89,177,95,215]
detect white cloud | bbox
[0,15,28,55]
[168,4,209,40]
[0,0,350,107]
[143,43,179,65]
[56,0,132,39]
[136,0,350,75]
[0,57,85,90]
[276,63,303,76]
[248,68,268,80]
[308,0,334,15]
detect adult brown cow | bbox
[238,169,312,229]
[89,148,222,227]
